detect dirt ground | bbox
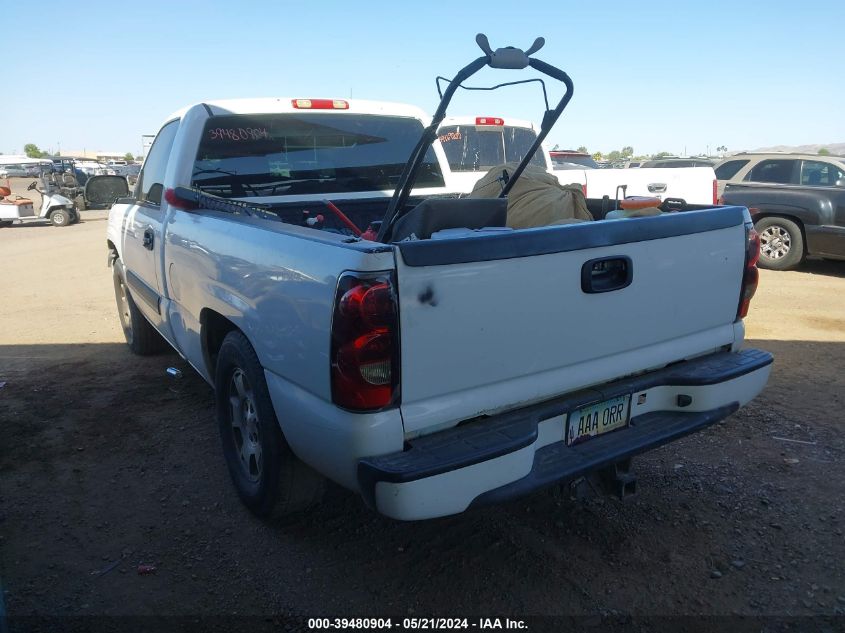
[1,198,844,629]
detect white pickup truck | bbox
[105,35,771,522]
[438,116,718,205]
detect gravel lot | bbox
[1,198,844,628]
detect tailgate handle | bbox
[648,182,667,193]
[581,256,633,294]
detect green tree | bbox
[653,151,674,158]
[592,151,603,161]
[621,146,633,157]
[124,152,135,162]
[24,143,48,158]
[818,148,830,155]
[607,150,622,161]
[576,145,588,153]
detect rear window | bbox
[438,125,546,172]
[193,113,444,198]
[715,159,749,180]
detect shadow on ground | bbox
[0,339,842,618]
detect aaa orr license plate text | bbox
[567,394,631,445]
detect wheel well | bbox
[201,309,239,379]
[107,240,118,266]
[754,213,807,251]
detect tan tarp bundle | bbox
[468,162,593,228]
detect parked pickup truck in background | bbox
[107,37,771,522]
[718,153,845,270]
[437,116,718,205]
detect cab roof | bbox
[438,116,537,130]
[164,98,432,126]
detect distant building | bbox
[62,150,131,162]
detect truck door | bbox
[120,119,179,329]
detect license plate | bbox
[566,394,631,446]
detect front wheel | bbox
[112,259,166,355]
[756,217,804,271]
[49,208,70,227]
[215,331,324,520]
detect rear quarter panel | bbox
[162,209,395,399]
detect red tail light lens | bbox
[331,272,399,411]
[292,98,349,110]
[712,179,718,205]
[475,117,504,126]
[737,223,760,320]
[581,183,588,197]
[164,187,199,210]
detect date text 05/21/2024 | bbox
[307,618,528,630]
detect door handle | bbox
[648,183,667,193]
[142,227,154,250]
[581,256,633,293]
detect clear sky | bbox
[2,0,843,158]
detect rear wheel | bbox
[112,259,166,355]
[756,217,804,270]
[215,330,324,520]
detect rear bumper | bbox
[358,348,772,520]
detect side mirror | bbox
[27,181,37,191]
[84,175,131,209]
[836,179,845,188]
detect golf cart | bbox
[0,181,78,227]
[42,158,86,205]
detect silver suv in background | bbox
[714,153,845,197]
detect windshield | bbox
[193,113,444,198]
[438,125,546,172]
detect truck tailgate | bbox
[394,206,748,434]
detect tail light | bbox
[331,272,399,411]
[164,187,199,210]
[581,183,588,197]
[292,99,349,110]
[712,179,718,205]
[475,117,504,126]
[736,221,760,320]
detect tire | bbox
[755,217,804,271]
[49,208,70,227]
[215,330,324,520]
[75,195,86,211]
[70,209,80,224]
[112,259,166,355]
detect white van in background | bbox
[437,116,717,205]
